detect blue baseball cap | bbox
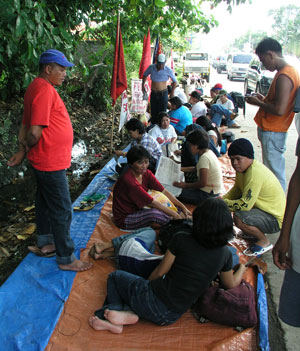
[39,49,74,67]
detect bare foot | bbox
[89,242,114,260]
[104,309,139,325]
[59,259,93,272]
[41,243,56,254]
[89,316,123,334]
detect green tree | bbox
[232,30,268,52]
[269,5,300,56]
[0,0,249,100]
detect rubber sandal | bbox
[73,203,95,211]
[243,243,273,257]
[82,194,105,203]
[28,246,56,257]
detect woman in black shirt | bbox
[89,198,247,334]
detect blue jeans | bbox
[150,89,168,124]
[95,270,181,326]
[112,227,156,262]
[257,127,287,191]
[33,168,76,265]
[210,104,235,127]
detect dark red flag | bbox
[139,28,151,79]
[110,20,127,106]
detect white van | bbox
[227,53,254,81]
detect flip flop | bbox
[82,194,105,204]
[73,203,95,211]
[243,243,273,257]
[28,246,56,257]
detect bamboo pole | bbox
[109,12,120,155]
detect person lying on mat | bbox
[112,145,191,230]
[173,129,222,206]
[89,227,163,279]
[89,198,247,334]
[223,138,286,257]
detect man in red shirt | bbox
[8,49,92,272]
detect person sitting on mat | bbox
[112,145,191,230]
[223,138,286,257]
[114,118,162,174]
[89,197,247,334]
[173,129,222,205]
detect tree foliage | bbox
[232,30,268,52]
[0,0,248,101]
[269,5,300,56]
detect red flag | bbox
[110,20,127,106]
[139,28,151,79]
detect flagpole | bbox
[110,12,120,155]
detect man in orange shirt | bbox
[8,49,93,272]
[246,38,300,191]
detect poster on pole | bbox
[130,79,149,114]
[118,91,131,132]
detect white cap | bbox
[157,54,166,63]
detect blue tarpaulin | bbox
[0,153,269,351]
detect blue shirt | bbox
[143,64,177,83]
[169,106,193,134]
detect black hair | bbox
[125,118,145,134]
[126,145,150,165]
[192,198,234,248]
[38,62,57,73]
[255,37,282,55]
[157,111,170,127]
[169,96,182,109]
[186,129,209,150]
[183,102,192,109]
[196,116,222,147]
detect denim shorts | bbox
[234,208,280,234]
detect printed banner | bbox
[130,79,148,114]
[119,91,131,132]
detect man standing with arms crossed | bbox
[8,49,93,272]
[142,54,177,125]
[246,38,300,191]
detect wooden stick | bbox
[110,105,116,155]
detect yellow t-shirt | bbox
[223,159,286,227]
[196,149,222,194]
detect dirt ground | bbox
[0,98,128,285]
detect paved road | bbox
[206,68,299,351]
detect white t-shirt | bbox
[191,101,207,118]
[174,87,187,103]
[207,130,221,152]
[148,124,177,146]
[216,98,234,111]
[196,149,222,194]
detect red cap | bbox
[213,83,223,90]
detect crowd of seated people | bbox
[85,73,288,335]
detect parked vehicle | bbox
[244,57,275,95]
[227,53,254,81]
[183,51,210,82]
[216,56,227,74]
[244,55,300,96]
